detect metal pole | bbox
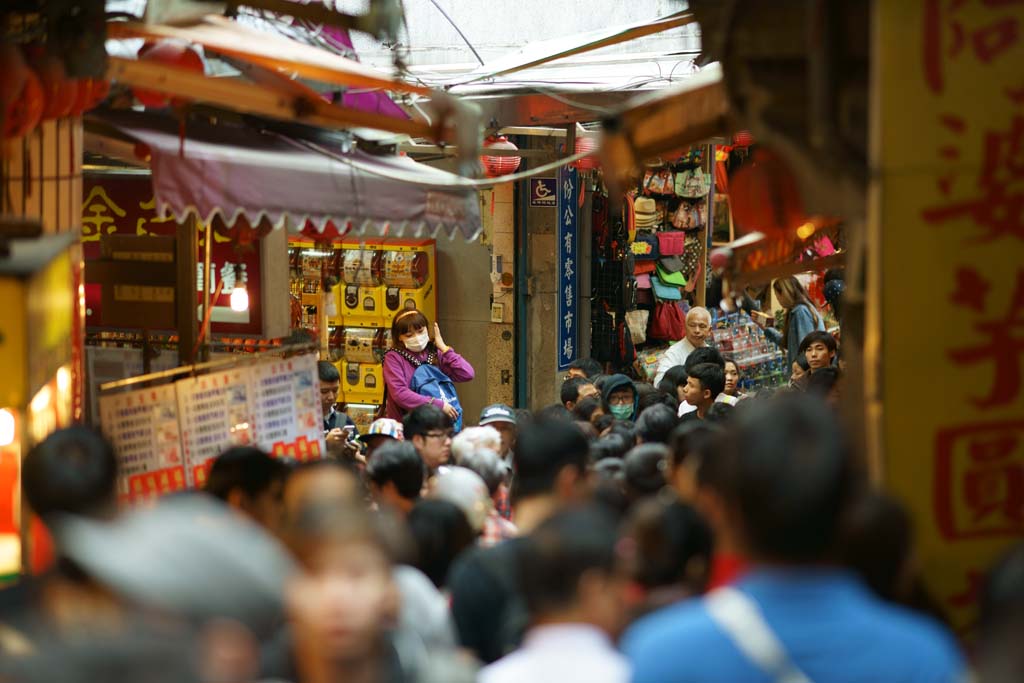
[201,221,213,362]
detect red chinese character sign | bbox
[875,1,1024,636]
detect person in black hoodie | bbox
[602,374,640,423]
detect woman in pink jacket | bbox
[382,309,475,422]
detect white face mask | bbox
[404,331,430,352]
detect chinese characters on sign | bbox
[557,168,579,370]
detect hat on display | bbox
[362,418,404,441]
[634,197,658,228]
[479,403,516,426]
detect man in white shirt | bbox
[478,507,630,683]
[653,307,712,386]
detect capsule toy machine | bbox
[381,240,436,327]
[337,327,386,406]
[337,247,385,329]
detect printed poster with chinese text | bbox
[875,1,1024,635]
[249,354,324,461]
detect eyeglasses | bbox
[425,430,453,441]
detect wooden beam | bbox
[106,57,445,141]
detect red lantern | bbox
[25,45,76,121]
[732,130,755,147]
[728,148,806,239]
[480,135,522,177]
[133,41,205,108]
[572,135,600,171]
[4,68,44,139]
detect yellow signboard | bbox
[873,1,1024,635]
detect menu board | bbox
[176,366,257,485]
[249,353,324,461]
[98,384,184,501]
[98,353,325,503]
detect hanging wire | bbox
[425,0,485,66]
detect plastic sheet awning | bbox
[91,112,482,241]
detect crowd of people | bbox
[0,299,1020,682]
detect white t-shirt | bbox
[653,338,698,386]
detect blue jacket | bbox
[767,304,824,367]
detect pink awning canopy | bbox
[91,112,482,241]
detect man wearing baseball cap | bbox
[359,418,404,460]
[478,404,517,520]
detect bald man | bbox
[653,306,712,386]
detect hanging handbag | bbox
[651,274,682,301]
[671,201,706,229]
[657,231,687,256]
[674,168,711,198]
[649,301,686,341]
[634,260,656,275]
[681,234,704,282]
[631,233,660,260]
[625,309,649,346]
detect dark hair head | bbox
[560,377,594,406]
[637,385,679,416]
[668,421,725,471]
[406,499,475,589]
[457,448,507,496]
[807,367,841,395]
[623,444,669,500]
[635,404,679,445]
[317,360,341,383]
[798,330,838,355]
[390,309,430,346]
[572,396,603,422]
[593,413,615,433]
[514,419,589,500]
[839,491,913,602]
[726,393,855,563]
[285,500,407,570]
[705,402,735,425]
[621,499,713,591]
[514,408,533,424]
[23,427,118,521]
[568,358,603,378]
[592,457,625,483]
[518,506,619,617]
[981,542,1024,636]
[535,403,574,422]
[589,433,632,463]
[366,442,425,501]
[205,447,290,501]
[688,363,725,399]
[657,365,689,394]
[684,347,725,373]
[605,419,638,445]
[402,403,451,439]
[722,355,740,375]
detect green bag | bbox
[656,261,687,287]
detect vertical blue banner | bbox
[557,166,579,371]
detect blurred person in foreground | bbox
[478,507,629,683]
[407,498,477,592]
[623,394,965,683]
[280,501,476,683]
[452,425,512,520]
[455,449,519,547]
[448,419,591,663]
[205,446,290,534]
[977,542,1024,683]
[0,427,121,653]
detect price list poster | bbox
[250,354,324,461]
[98,384,185,503]
[176,367,256,487]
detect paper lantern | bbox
[729,148,805,239]
[480,135,522,177]
[25,46,76,121]
[133,41,204,108]
[4,67,44,139]
[572,136,600,171]
[732,130,755,147]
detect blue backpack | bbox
[387,349,464,432]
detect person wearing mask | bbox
[479,507,630,683]
[680,363,725,422]
[319,361,360,460]
[624,395,965,683]
[602,374,640,423]
[383,309,475,423]
[654,307,713,386]
[403,404,454,475]
[448,420,591,663]
[205,446,290,534]
[765,276,825,367]
[365,442,425,517]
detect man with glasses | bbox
[402,404,454,473]
[653,307,713,386]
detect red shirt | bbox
[706,552,748,591]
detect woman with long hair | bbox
[767,276,825,367]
